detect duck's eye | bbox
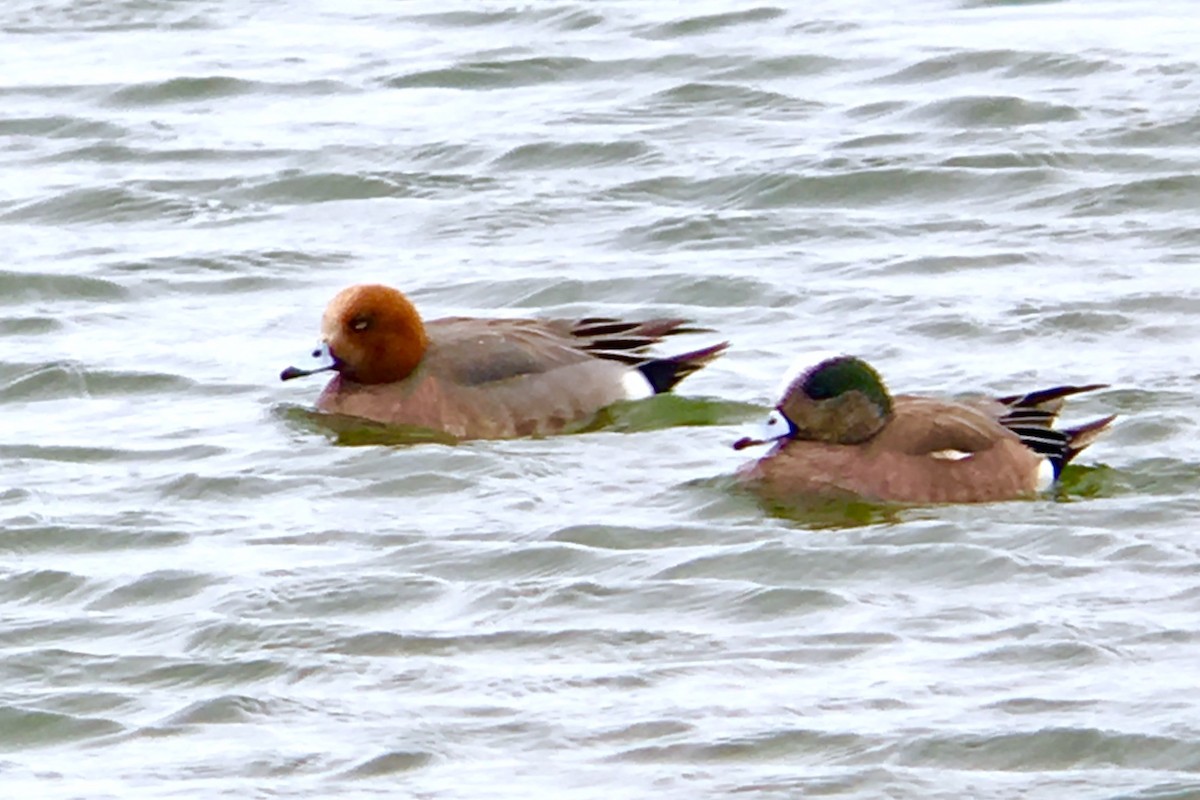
[350,316,371,332]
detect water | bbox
[3,1,1200,797]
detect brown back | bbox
[747,396,1044,504]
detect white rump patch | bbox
[1035,458,1055,491]
[774,350,849,401]
[621,369,655,400]
[929,449,973,461]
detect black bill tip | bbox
[280,365,312,381]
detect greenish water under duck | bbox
[3,1,1200,798]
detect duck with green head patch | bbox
[734,353,1116,505]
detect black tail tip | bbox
[636,341,729,394]
[1063,414,1118,466]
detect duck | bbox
[280,283,728,440]
[733,352,1115,504]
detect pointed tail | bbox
[1007,414,1116,480]
[1063,414,1118,469]
[636,341,729,394]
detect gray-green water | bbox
[4,1,1200,797]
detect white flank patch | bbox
[621,369,655,400]
[1035,457,1055,491]
[774,350,849,401]
[929,449,972,461]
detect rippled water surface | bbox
[4,1,1200,797]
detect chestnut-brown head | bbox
[280,284,429,385]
